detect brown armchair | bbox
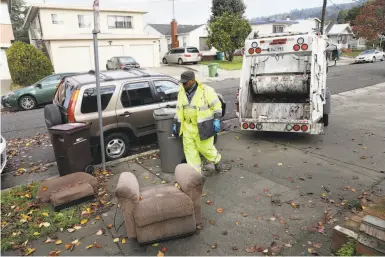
[115,164,205,244]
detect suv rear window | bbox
[81,86,116,114]
[187,47,199,53]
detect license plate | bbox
[269,47,283,52]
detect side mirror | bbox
[36,84,42,89]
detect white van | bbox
[162,47,202,65]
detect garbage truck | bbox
[237,31,331,134]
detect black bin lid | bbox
[49,123,90,134]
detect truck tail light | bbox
[301,44,309,50]
[255,47,262,54]
[293,124,300,131]
[67,89,80,123]
[301,125,308,132]
[249,123,255,129]
[248,48,255,54]
[293,44,300,51]
[242,123,249,129]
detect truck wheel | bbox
[323,114,329,127]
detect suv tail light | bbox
[67,89,80,123]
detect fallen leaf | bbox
[67,228,75,233]
[257,247,264,252]
[210,243,217,249]
[93,242,101,248]
[25,193,31,198]
[55,240,62,245]
[33,232,40,236]
[308,248,318,254]
[44,237,54,243]
[285,243,292,248]
[235,221,241,225]
[201,193,207,197]
[351,188,356,192]
[313,243,322,248]
[71,239,79,245]
[161,181,166,184]
[65,244,72,250]
[157,250,165,257]
[86,244,93,249]
[152,243,159,246]
[360,156,367,159]
[278,163,283,166]
[270,217,276,221]
[263,249,269,253]
[216,208,223,213]
[246,245,256,253]
[48,250,60,256]
[161,247,168,252]
[362,205,366,210]
[80,219,88,225]
[26,143,31,147]
[42,212,49,217]
[96,229,104,236]
[107,224,113,229]
[95,216,101,220]
[322,193,327,197]
[279,219,287,225]
[206,200,214,205]
[241,212,248,217]
[258,216,263,220]
[144,176,149,179]
[25,248,36,256]
[74,225,82,230]
[42,186,48,191]
[291,202,297,208]
[209,220,216,225]
[232,247,239,251]
[121,238,127,244]
[39,222,50,228]
[113,238,119,243]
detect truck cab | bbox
[238,31,331,134]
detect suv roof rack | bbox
[122,68,151,77]
[88,70,113,81]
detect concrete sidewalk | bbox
[4,83,385,256]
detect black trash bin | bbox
[49,123,94,176]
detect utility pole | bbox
[320,0,327,35]
[92,0,106,171]
[170,0,176,20]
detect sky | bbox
[26,0,358,25]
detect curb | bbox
[165,64,199,72]
[332,82,385,101]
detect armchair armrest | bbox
[115,172,140,203]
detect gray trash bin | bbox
[153,108,185,173]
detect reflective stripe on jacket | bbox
[175,80,222,141]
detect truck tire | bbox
[323,114,329,127]
[44,104,62,129]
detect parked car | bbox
[0,135,6,173]
[106,56,140,70]
[1,73,77,110]
[162,47,202,65]
[355,49,385,63]
[45,69,226,161]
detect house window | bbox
[199,37,210,51]
[182,36,187,47]
[78,15,91,28]
[107,15,133,29]
[273,25,284,33]
[51,14,63,24]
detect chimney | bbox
[286,16,290,21]
[170,19,179,48]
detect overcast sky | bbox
[26,0,357,24]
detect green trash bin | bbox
[208,63,218,77]
[216,52,223,60]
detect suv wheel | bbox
[104,132,130,161]
[162,58,168,64]
[178,58,183,65]
[19,95,37,110]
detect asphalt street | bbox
[1,61,384,180]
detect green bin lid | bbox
[153,108,176,120]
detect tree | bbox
[10,0,29,43]
[210,0,246,21]
[207,13,251,61]
[337,10,347,24]
[7,42,53,86]
[353,0,385,40]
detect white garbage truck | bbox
[237,31,331,134]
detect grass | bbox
[341,50,361,58]
[200,56,243,70]
[0,182,88,251]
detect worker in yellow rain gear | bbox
[173,71,223,176]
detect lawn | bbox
[201,56,243,70]
[342,50,362,58]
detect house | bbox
[249,19,299,35]
[288,18,321,34]
[144,23,217,61]
[326,23,359,49]
[23,4,161,73]
[0,0,14,93]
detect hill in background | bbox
[250,0,367,22]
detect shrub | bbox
[6,41,53,87]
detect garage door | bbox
[99,45,124,70]
[127,44,155,67]
[55,46,92,73]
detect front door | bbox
[116,81,160,136]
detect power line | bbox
[328,0,342,10]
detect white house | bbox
[144,23,217,61]
[249,19,299,35]
[0,0,14,94]
[326,23,366,50]
[23,4,161,73]
[288,18,321,34]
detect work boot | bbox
[202,164,215,177]
[214,160,224,173]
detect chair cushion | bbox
[50,183,94,208]
[37,172,97,203]
[134,184,194,228]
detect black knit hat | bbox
[180,71,195,83]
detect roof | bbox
[23,4,147,28]
[327,24,354,35]
[249,20,298,25]
[148,24,204,36]
[68,69,171,87]
[29,33,160,41]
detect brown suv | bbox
[45,69,226,161]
